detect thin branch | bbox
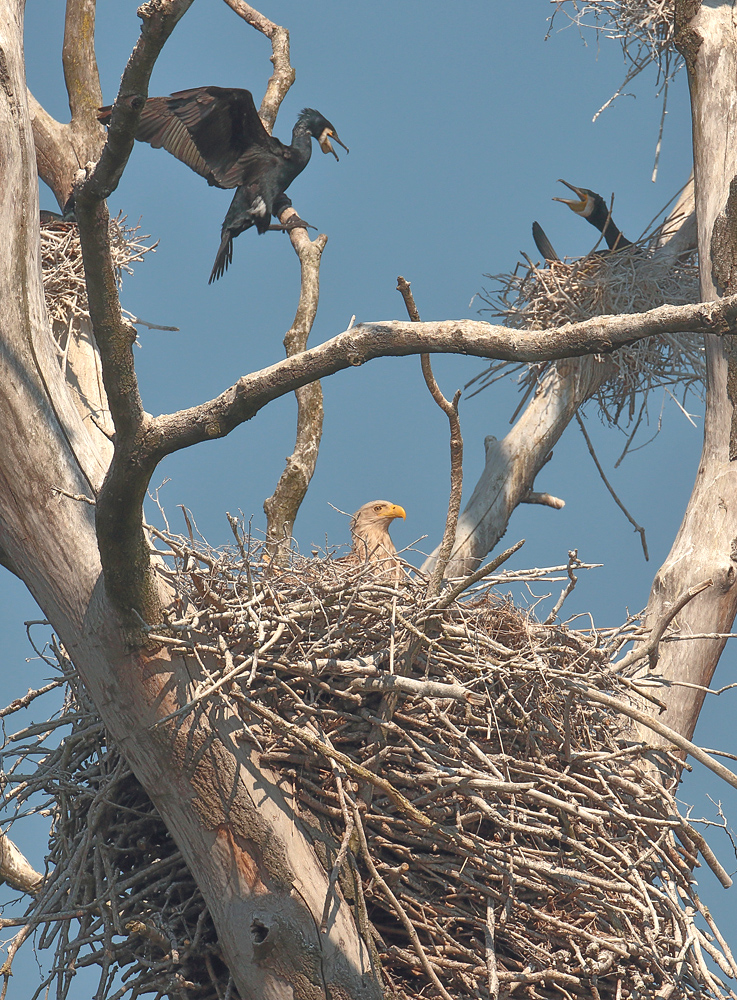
[263,230,328,564]
[222,1,316,560]
[612,579,713,673]
[545,550,581,625]
[575,412,649,560]
[485,901,500,1000]
[432,538,526,612]
[348,674,484,705]
[220,0,295,131]
[397,276,463,598]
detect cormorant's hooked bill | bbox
[98,87,348,282]
[552,179,632,252]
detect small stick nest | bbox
[471,242,702,430]
[40,217,155,358]
[3,527,736,1000]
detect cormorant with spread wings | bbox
[99,87,347,282]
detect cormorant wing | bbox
[134,87,277,189]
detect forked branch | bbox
[397,276,464,598]
[263,230,328,564]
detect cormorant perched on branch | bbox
[532,179,631,262]
[98,88,348,282]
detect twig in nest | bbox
[397,275,463,598]
[486,900,500,1000]
[432,537,525,611]
[576,412,649,560]
[545,550,582,624]
[351,800,455,1000]
[613,578,713,673]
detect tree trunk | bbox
[0,4,378,996]
[636,1,737,742]
[423,355,613,576]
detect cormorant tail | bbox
[209,232,234,284]
[532,221,559,262]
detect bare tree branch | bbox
[80,0,195,203]
[152,293,737,462]
[72,0,195,626]
[424,356,613,575]
[613,579,714,673]
[576,412,649,560]
[27,93,77,209]
[63,0,103,132]
[0,833,43,896]
[221,0,295,130]
[263,228,328,564]
[397,276,464,598]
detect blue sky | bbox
[3,1,734,991]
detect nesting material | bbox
[550,1,679,93]
[4,529,735,1000]
[40,217,155,353]
[472,243,702,427]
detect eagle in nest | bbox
[346,500,406,582]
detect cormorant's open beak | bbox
[383,504,406,522]
[318,128,350,161]
[552,179,588,215]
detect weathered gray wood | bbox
[422,356,614,576]
[0,833,43,894]
[636,1,737,742]
[0,3,379,995]
[264,228,327,563]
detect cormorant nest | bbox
[2,523,736,1000]
[471,234,701,436]
[40,216,154,350]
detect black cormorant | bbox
[553,179,631,251]
[98,87,348,282]
[532,179,632,262]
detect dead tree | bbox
[4,1,737,995]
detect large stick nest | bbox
[4,527,736,1000]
